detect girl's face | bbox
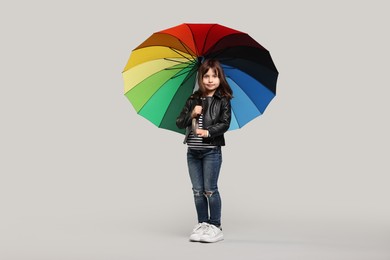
[202,68,220,96]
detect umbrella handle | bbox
[192,118,199,134]
[192,98,202,133]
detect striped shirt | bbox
[187,108,216,149]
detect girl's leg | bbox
[202,147,222,227]
[187,148,209,223]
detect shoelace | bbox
[194,223,209,232]
[202,224,217,235]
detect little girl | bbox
[176,59,233,243]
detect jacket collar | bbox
[213,90,223,99]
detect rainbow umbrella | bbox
[122,23,278,134]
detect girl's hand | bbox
[192,105,202,118]
[195,129,209,138]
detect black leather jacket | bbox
[176,90,231,146]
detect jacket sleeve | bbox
[207,98,231,137]
[176,98,193,129]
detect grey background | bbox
[1,0,389,259]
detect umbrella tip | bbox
[197,56,205,64]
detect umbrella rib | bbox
[175,65,197,80]
[200,24,217,56]
[163,42,197,78]
[170,67,193,78]
[164,58,192,65]
[163,57,195,71]
[165,61,198,80]
[167,40,197,62]
[186,24,199,56]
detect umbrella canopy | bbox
[123,23,278,134]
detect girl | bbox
[176,59,233,243]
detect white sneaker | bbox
[199,224,224,243]
[189,222,209,242]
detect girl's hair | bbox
[196,59,233,100]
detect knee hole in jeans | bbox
[204,191,214,198]
[192,189,203,197]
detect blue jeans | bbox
[187,147,222,227]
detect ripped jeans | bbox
[187,147,222,227]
